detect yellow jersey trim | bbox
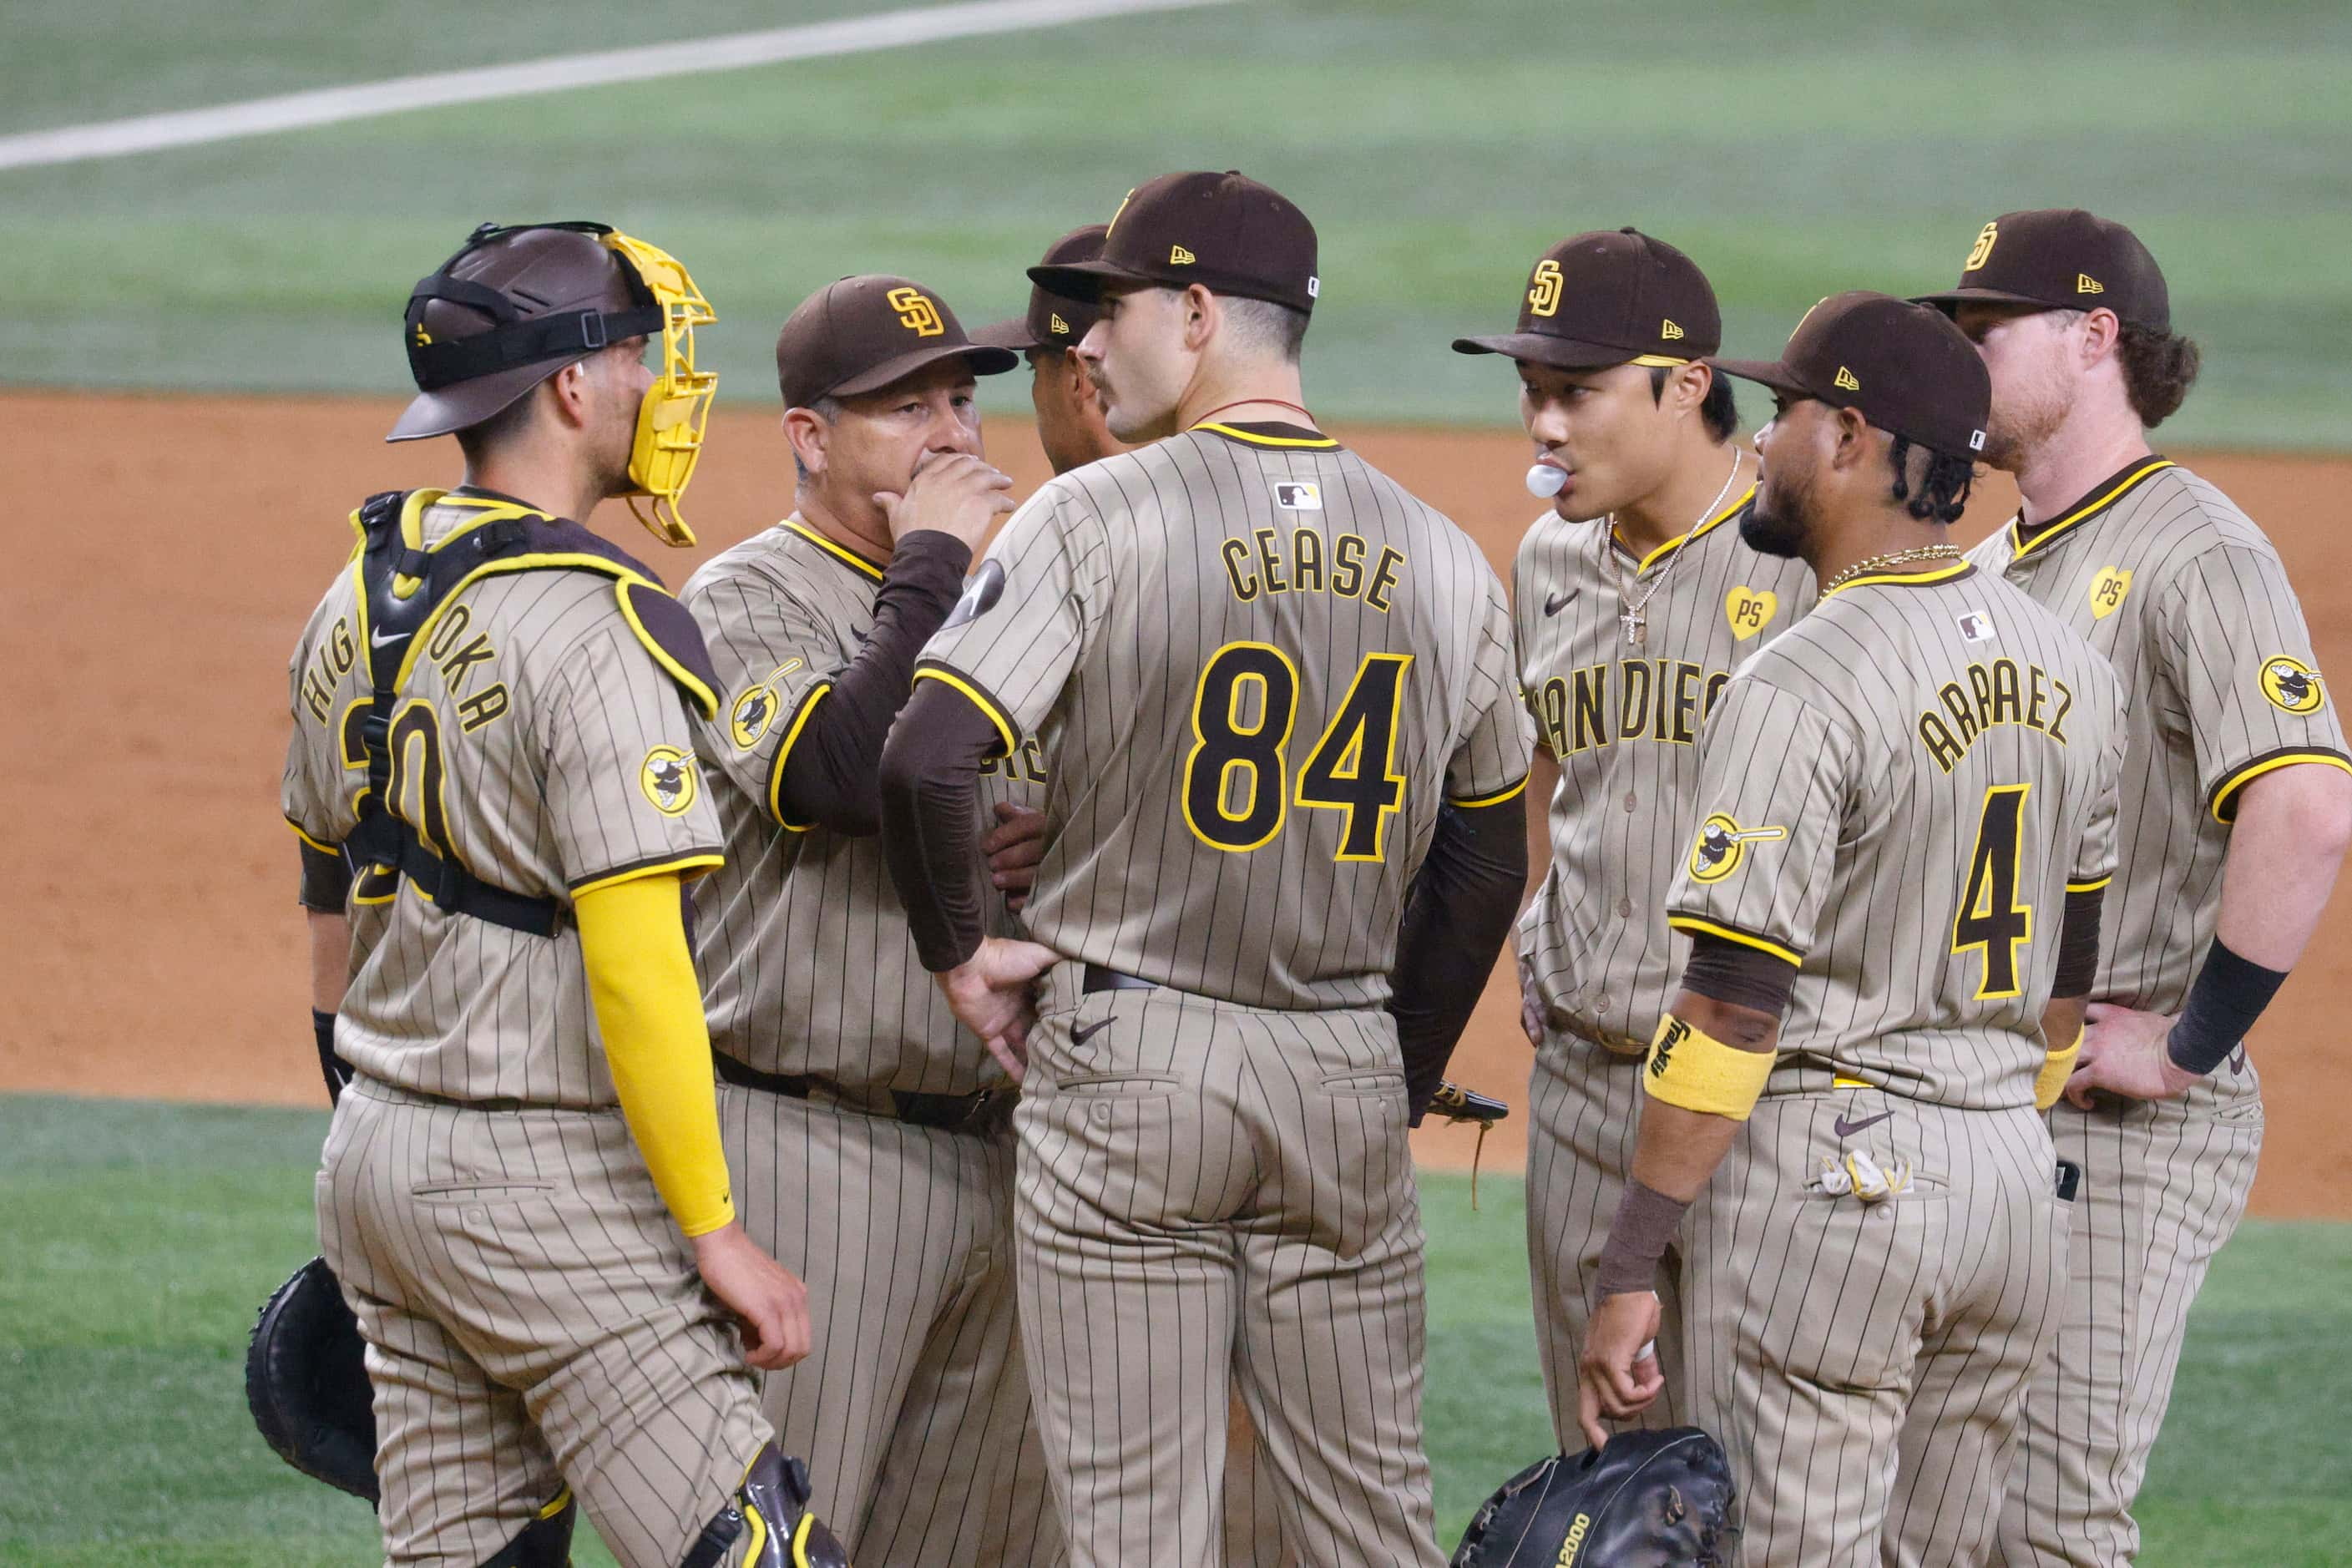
[781,518,888,582]
[1823,560,1973,599]
[570,851,726,899]
[1191,421,1341,450]
[2006,459,2177,562]
[285,819,340,856]
[1619,483,1756,575]
[913,666,1021,757]
[390,554,717,719]
[1831,1075,1872,1089]
[2208,751,2352,824]
[1667,913,1803,968]
[2066,874,2114,893]
[1448,775,1530,808]
[765,682,833,832]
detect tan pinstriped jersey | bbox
[1512,488,1818,1051]
[1667,562,2127,1110]
[281,493,725,1107]
[683,520,1040,1095]
[914,422,1534,1012]
[1965,459,2350,1014]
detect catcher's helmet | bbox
[1451,1428,1737,1567]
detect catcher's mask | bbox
[393,220,717,547]
[1450,1428,1737,1567]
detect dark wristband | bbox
[2165,937,2287,1076]
[1595,1180,1690,1298]
[313,1009,352,1106]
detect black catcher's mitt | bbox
[1450,1428,1737,1567]
[245,1256,378,1503]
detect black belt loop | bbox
[1081,964,1157,994]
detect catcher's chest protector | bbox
[1450,1427,1737,1567]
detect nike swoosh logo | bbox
[371,628,402,650]
[1545,589,1576,617]
[1071,1018,1114,1046]
[1833,1110,1893,1139]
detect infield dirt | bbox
[7,391,2345,1215]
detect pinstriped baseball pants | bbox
[1013,963,1447,1568]
[718,1083,1063,1568]
[1682,1093,2071,1568]
[1994,1071,2263,1567]
[1525,1028,1691,1447]
[316,1080,770,1568]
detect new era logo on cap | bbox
[1662,319,1685,340]
[1027,171,1321,316]
[2076,273,2103,294]
[1834,366,1861,391]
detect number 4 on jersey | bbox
[1953,782,2034,999]
[1297,652,1412,860]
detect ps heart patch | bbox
[1726,585,1778,642]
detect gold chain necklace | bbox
[1823,544,1962,594]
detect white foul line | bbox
[0,0,1237,172]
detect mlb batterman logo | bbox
[887,286,943,337]
[640,746,698,815]
[2260,655,2326,714]
[1689,812,1787,883]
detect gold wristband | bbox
[2035,1030,2083,1113]
[1642,1014,1774,1120]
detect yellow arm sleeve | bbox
[2035,1029,2084,1114]
[574,872,735,1237]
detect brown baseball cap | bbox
[974,225,1109,353]
[1027,170,1319,315]
[1913,208,2171,331]
[774,274,1018,410]
[392,221,659,443]
[1712,291,1990,459]
[1453,229,1721,369]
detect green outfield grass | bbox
[5,1,2350,446]
[1,1095,2347,1564]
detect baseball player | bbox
[680,273,1071,1566]
[1919,210,2352,1566]
[282,221,843,1565]
[1577,293,2128,1567]
[975,224,1124,475]
[876,169,1535,1568]
[976,226,1298,1568]
[1450,228,1816,1449]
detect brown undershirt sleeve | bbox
[879,675,1002,973]
[2052,886,2105,1001]
[773,529,970,836]
[1680,931,1800,1016]
[1389,794,1529,1123]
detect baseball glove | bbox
[245,1256,378,1503]
[1450,1427,1737,1567]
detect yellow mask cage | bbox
[604,230,716,547]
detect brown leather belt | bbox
[712,1053,1000,1135]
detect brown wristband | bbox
[1595,1180,1690,1297]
